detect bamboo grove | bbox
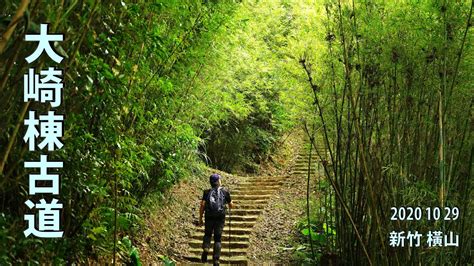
[0,1,246,263]
[301,1,473,265]
[0,0,473,264]
[0,0,309,263]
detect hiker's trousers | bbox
[202,215,225,261]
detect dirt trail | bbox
[137,132,328,264]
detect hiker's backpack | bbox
[206,187,226,216]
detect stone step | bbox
[224,220,256,228]
[188,239,249,249]
[232,190,274,196]
[232,189,277,195]
[233,186,280,191]
[297,158,328,162]
[291,171,317,175]
[232,195,271,200]
[239,179,283,184]
[241,177,285,182]
[234,186,279,190]
[291,172,320,176]
[236,186,280,191]
[299,148,327,153]
[297,158,326,162]
[184,254,248,264]
[292,167,317,171]
[197,220,257,228]
[229,209,262,216]
[232,199,268,205]
[295,158,321,162]
[197,227,252,235]
[299,152,328,156]
[224,214,259,221]
[293,169,320,172]
[299,149,328,153]
[294,161,322,166]
[191,232,250,242]
[297,156,321,159]
[291,169,319,173]
[291,172,318,175]
[251,177,286,180]
[238,181,283,187]
[233,203,266,209]
[188,247,247,256]
[295,162,325,167]
[297,154,321,157]
[236,184,281,190]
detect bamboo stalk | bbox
[0,0,30,55]
[304,126,373,266]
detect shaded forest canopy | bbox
[0,0,472,264]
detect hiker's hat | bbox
[210,173,221,184]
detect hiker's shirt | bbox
[202,187,231,219]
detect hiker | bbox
[199,173,233,265]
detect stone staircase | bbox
[184,175,287,264]
[184,145,329,264]
[293,142,331,176]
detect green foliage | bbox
[1,0,470,264]
[0,0,240,263]
[118,236,141,266]
[0,0,312,263]
[157,255,175,266]
[300,0,473,264]
[292,210,337,264]
[200,0,315,172]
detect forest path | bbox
[183,147,321,265]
